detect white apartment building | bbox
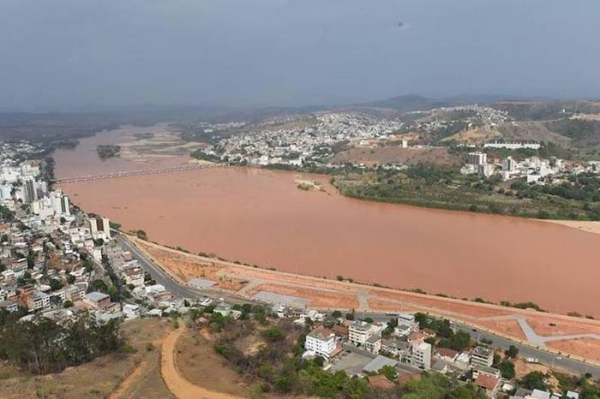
[349,320,375,347]
[412,341,432,370]
[305,328,336,358]
[471,346,494,368]
[395,313,419,337]
[27,290,51,312]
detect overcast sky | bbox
[1,0,599,111]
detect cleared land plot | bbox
[248,283,359,309]
[547,339,600,363]
[252,290,309,307]
[475,319,527,341]
[527,316,600,337]
[332,147,462,166]
[188,277,217,289]
[174,330,249,397]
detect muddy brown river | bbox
[54,130,600,316]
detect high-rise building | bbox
[467,152,487,166]
[89,216,111,238]
[23,179,37,203]
[0,185,12,200]
[61,196,70,216]
[502,157,516,172]
[88,218,98,233]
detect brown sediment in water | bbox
[54,131,600,317]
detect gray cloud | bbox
[0,0,599,111]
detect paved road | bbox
[116,234,256,306]
[116,234,600,378]
[353,311,600,378]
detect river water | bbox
[54,131,600,316]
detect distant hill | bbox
[358,93,537,113]
[358,94,450,112]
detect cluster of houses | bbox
[197,111,404,167]
[461,149,600,183]
[295,313,581,399]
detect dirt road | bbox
[161,327,243,399]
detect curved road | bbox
[161,327,241,399]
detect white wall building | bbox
[349,320,375,346]
[412,341,432,370]
[305,328,337,358]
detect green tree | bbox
[520,371,548,391]
[505,345,519,359]
[379,365,398,381]
[91,279,108,293]
[448,384,488,399]
[49,278,63,291]
[498,359,516,380]
[261,328,284,342]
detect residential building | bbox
[349,320,374,346]
[473,365,501,379]
[467,152,487,166]
[65,285,85,301]
[123,267,145,287]
[435,347,458,362]
[214,302,232,317]
[84,291,111,309]
[26,290,51,311]
[381,337,410,358]
[474,374,500,398]
[23,178,37,203]
[0,299,18,312]
[365,334,382,354]
[394,313,419,336]
[412,341,432,370]
[305,328,336,358]
[332,324,349,339]
[471,346,494,367]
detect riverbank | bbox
[330,166,600,222]
[544,220,600,236]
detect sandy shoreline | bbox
[544,220,600,235]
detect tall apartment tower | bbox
[467,152,487,166]
[100,217,111,238]
[61,196,70,216]
[23,179,37,203]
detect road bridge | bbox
[56,164,219,184]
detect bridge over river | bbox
[56,164,219,184]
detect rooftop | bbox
[435,347,458,359]
[308,328,335,341]
[363,355,398,373]
[86,291,110,302]
[474,374,499,391]
[350,320,372,332]
[472,346,493,358]
[366,334,382,344]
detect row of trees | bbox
[414,313,472,352]
[0,310,125,374]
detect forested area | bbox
[0,310,125,374]
[333,164,600,221]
